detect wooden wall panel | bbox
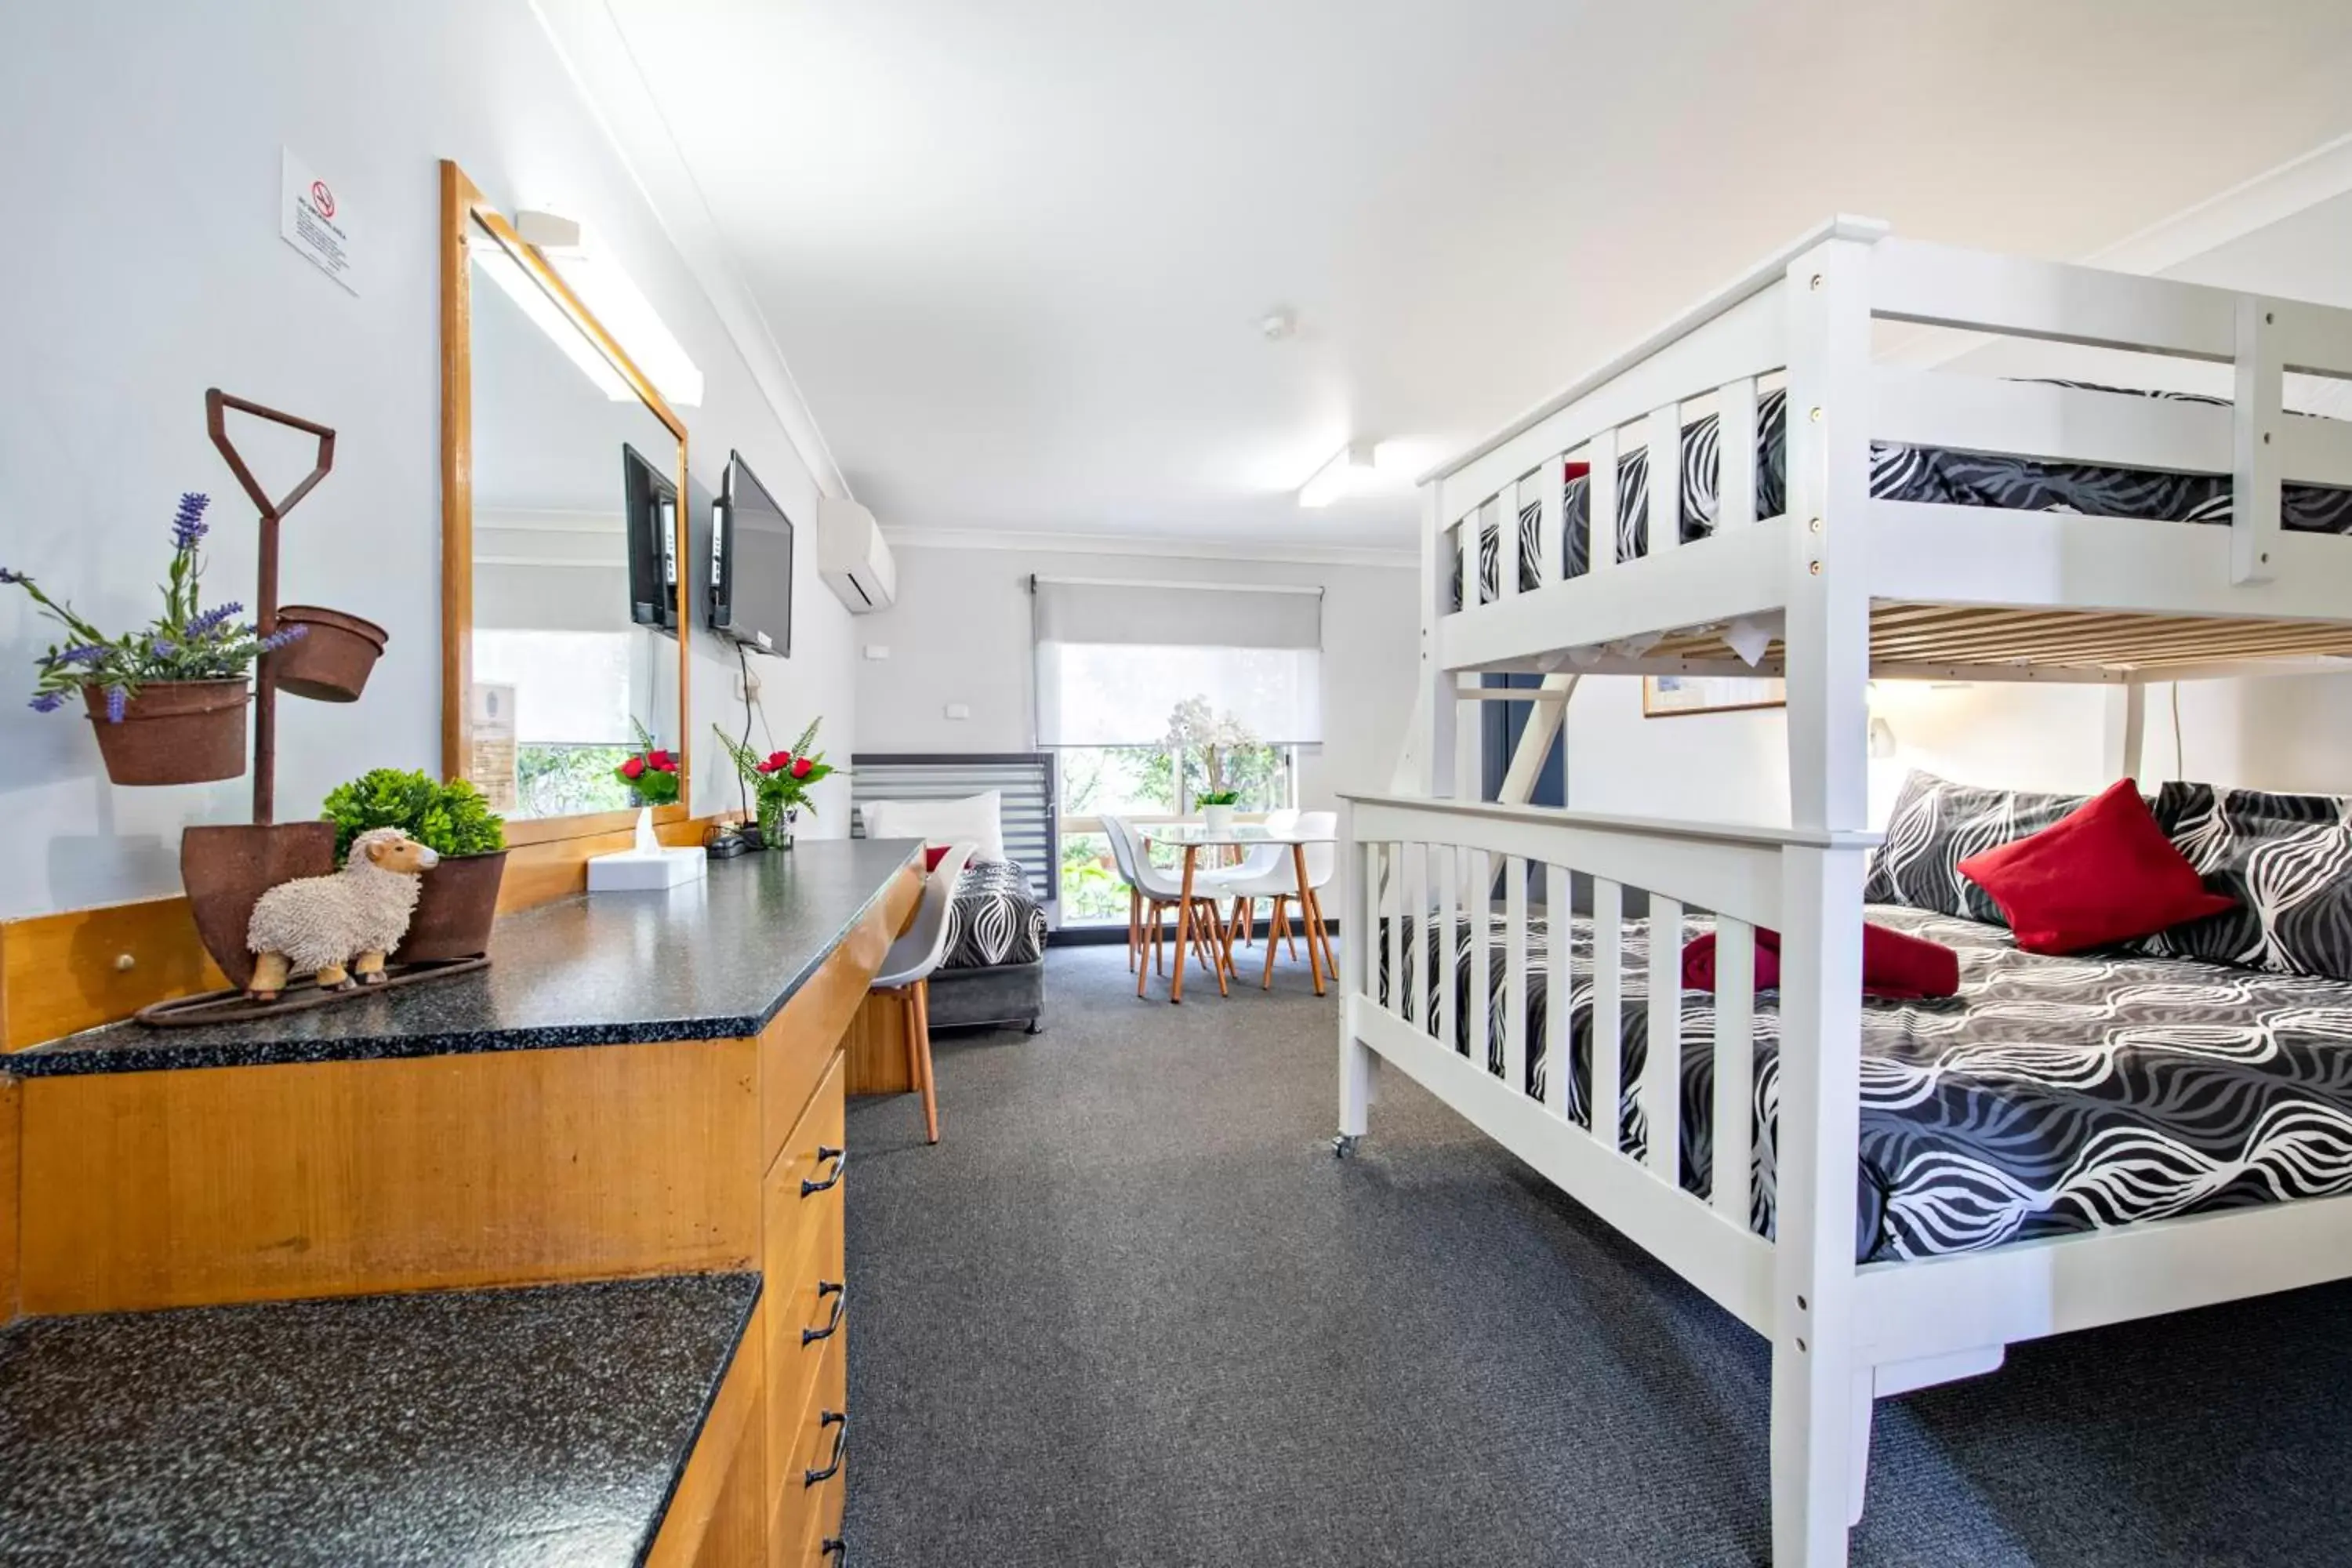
[0,816,723,1050]
[843,989,915,1097]
[16,1037,760,1315]
[761,866,918,1157]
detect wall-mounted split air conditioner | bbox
[816,496,896,614]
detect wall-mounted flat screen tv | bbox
[621,441,679,639]
[712,450,792,657]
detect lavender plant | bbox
[3,493,306,720]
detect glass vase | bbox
[759,797,796,851]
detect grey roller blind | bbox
[1031,577,1320,649]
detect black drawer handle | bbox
[804,1410,848,1486]
[802,1145,847,1197]
[820,1537,846,1565]
[802,1281,846,1346]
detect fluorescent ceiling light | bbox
[521,212,705,409]
[470,244,637,403]
[1298,443,1377,508]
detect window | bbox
[1031,576,1323,926]
[1054,744,1298,925]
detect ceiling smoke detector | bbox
[1258,308,1297,343]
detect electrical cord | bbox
[736,641,755,821]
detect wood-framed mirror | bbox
[440,159,693,845]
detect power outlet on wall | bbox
[945,702,971,721]
[734,666,761,701]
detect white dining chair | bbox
[1201,810,1336,986]
[1103,815,1229,996]
[1203,808,1298,949]
[870,841,976,1145]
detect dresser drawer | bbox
[768,1334,847,1567]
[765,1194,844,1465]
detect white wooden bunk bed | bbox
[1333,216,2352,1568]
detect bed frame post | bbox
[1773,230,1878,1568]
[1416,485,1459,802]
[1336,800,1373,1149]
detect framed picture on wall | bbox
[1642,675,1786,718]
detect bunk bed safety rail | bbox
[1338,794,1875,1329]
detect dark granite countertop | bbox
[8,837,921,1077]
[0,1272,761,1567]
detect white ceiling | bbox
[602,0,2352,552]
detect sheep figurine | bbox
[246,826,441,999]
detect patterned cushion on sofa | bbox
[2136,782,2352,979]
[1862,770,2089,925]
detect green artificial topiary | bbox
[321,768,506,862]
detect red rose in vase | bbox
[619,755,647,780]
[649,750,677,772]
[790,757,815,779]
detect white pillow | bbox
[862,792,1006,863]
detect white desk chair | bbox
[871,842,976,1145]
[1102,816,1229,996]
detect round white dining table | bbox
[1134,822,1337,1003]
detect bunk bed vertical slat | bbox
[1537,461,1564,593]
[1591,877,1624,1144]
[1717,378,1758,530]
[1402,841,1426,1025]
[1544,862,1569,1118]
[1711,918,1756,1225]
[1436,844,1459,1052]
[1643,895,1685,1181]
[2233,296,2283,586]
[1467,850,1493,1072]
[1338,813,1371,1142]
[1588,427,1619,572]
[1500,483,1522,602]
[1384,842,1404,1014]
[1503,858,1528,1097]
[1646,405,1682,556]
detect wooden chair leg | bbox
[1127,887,1140,972]
[1262,895,1287,989]
[913,978,939,1144]
[1281,900,1299,961]
[898,988,920,1093]
[1192,899,1229,996]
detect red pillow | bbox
[924,844,953,873]
[1956,779,2234,954]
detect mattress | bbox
[1456,383,2352,607]
[1374,904,2352,1262]
[942,858,1048,971]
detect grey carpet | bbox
[844,944,2352,1567]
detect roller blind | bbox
[1033,577,1323,747]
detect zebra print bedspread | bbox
[1455,384,2352,606]
[942,858,1048,971]
[1374,906,2352,1262]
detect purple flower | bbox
[258,623,309,652]
[0,568,23,586]
[172,493,210,551]
[28,691,64,713]
[56,643,107,666]
[186,602,243,637]
[104,685,128,724]
[149,637,177,659]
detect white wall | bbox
[0,0,855,919]
[855,543,1418,814]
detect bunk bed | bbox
[1334,216,2352,1568]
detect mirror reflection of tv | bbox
[712,450,792,657]
[622,441,679,638]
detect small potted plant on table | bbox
[716,717,836,851]
[321,768,508,962]
[5,493,308,785]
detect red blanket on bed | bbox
[1680,923,1958,999]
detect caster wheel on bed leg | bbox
[1332,1134,1360,1159]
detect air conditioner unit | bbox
[816,496,897,614]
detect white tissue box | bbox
[586,846,708,891]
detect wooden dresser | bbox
[0,841,922,1567]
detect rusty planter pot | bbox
[397,850,508,963]
[181,821,338,989]
[270,605,387,702]
[84,680,250,786]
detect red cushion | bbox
[1956,778,2235,954]
[1681,923,1958,999]
[924,844,953,873]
